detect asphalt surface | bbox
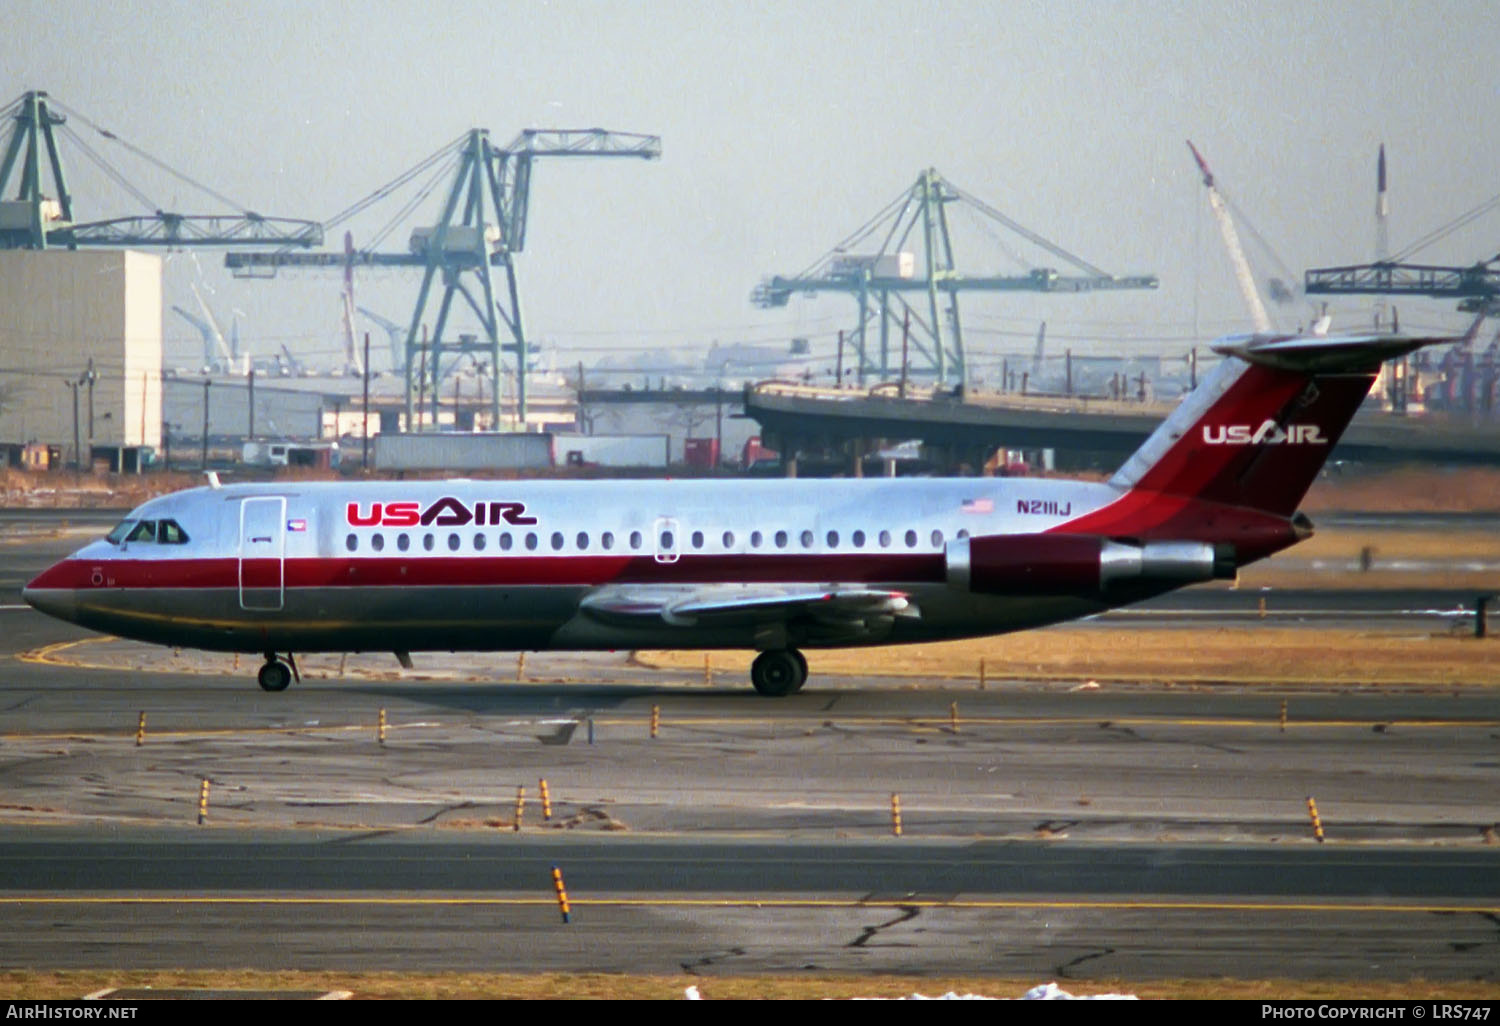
[2,511,1498,983]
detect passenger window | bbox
[931,530,944,547]
[722,531,734,548]
[774,530,788,549]
[526,533,539,551]
[499,533,513,551]
[630,531,643,549]
[659,529,675,550]
[448,533,461,552]
[904,530,917,548]
[372,534,385,552]
[397,533,410,552]
[826,530,839,548]
[751,530,763,548]
[423,533,435,552]
[957,528,970,539]
[601,531,614,551]
[474,533,486,551]
[853,530,866,548]
[800,530,813,548]
[576,532,589,550]
[691,531,704,549]
[551,532,564,551]
[345,533,358,552]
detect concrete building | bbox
[0,250,162,465]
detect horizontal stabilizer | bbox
[1212,331,1464,372]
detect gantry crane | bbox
[225,127,661,426]
[752,168,1157,389]
[1305,147,1500,314]
[0,91,321,252]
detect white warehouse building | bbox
[0,249,163,466]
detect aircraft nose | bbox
[22,584,77,622]
[23,561,81,623]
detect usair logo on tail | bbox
[1202,421,1327,445]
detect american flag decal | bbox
[287,519,307,532]
[960,498,993,514]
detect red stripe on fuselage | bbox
[30,552,947,591]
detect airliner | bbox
[23,330,1459,695]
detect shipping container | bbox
[374,432,553,471]
[552,433,670,468]
[683,437,720,469]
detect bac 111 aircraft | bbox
[24,330,1459,695]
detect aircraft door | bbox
[239,497,286,611]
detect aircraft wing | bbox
[580,583,917,639]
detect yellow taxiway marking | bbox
[16,639,1500,734]
[0,895,1496,915]
[5,713,1499,744]
[15,636,138,672]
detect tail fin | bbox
[1110,331,1463,518]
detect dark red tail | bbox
[1109,332,1458,518]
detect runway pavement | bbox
[2,513,1498,983]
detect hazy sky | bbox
[5,0,1499,377]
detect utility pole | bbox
[416,325,428,432]
[899,309,910,399]
[201,379,211,471]
[714,383,723,472]
[247,366,256,442]
[362,332,371,468]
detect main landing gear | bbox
[256,652,297,692]
[750,648,807,697]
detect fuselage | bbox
[24,475,1167,655]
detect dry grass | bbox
[1303,466,1500,513]
[644,627,1500,688]
[2,969,1497,1000]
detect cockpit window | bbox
[113,519,190,545]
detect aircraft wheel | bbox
[751,649,806,697]
[257,659,292,693]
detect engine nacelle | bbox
[945,533,1236,596]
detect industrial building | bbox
[0,249,162,468]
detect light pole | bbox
[65,379,80,471]
[82,358,96,472]
[201,378,211,471]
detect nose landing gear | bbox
[750,648,807,697]
[256,652,297,692]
